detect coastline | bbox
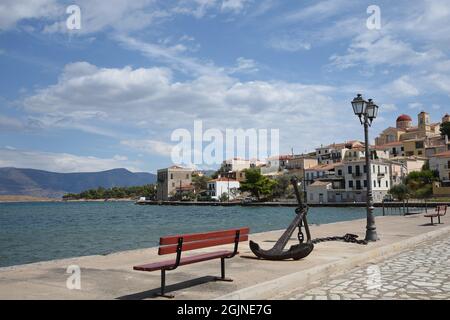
[0,195,135,203]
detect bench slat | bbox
[133,250,233,272]
[158,234,248,255]
[160,227,249,245]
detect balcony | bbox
[352,172,363,178]
[377,173,385,179]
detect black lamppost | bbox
[351,94,379,242]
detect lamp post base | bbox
[365,228,379,242]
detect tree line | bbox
[63,185,157,200]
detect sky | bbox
[0,0,449,173]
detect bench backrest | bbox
[158,227,249,255]
[437,205,447,215]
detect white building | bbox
[315,140,364,164]
[207,178,241,201]
[304,163,337,184]
[306,159,393,204]
[219,158,263,173]
[429,150,450,182]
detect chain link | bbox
[311,233,368,245]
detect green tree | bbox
[272,174,294,199]
[192,174,209,193]
[219,192,229,202]
[239,168,277,200]
[405,169,439,199]
[388,184,410,201]
[440,121,450,139]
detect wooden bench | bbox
[133,227,249,298]
[424,205,447,225]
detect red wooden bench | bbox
[133,227,249,298]
[424,205,447,225]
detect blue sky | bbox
[0,0,449,173]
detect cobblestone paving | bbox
[278,235,450,300]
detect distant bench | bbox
[424,205,447,225]
[133,227,249,298]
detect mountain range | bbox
[0,167,156,198]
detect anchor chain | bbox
[311,233,368,245]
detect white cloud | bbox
[408,102,423,109]
[281,0,352,24]
[21,61,351,156]
[221,0,250,13]
[380,103,397,113]
[0,115,28,131]
[115,35,221,76]
[0,0,60,30]
[228,57,258,74]
[0,147,142,172]
[121,139,174,157]
[383,75,420,98]
[330,32,442,70]
[268,36,311,52]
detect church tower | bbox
[418,111,430,133]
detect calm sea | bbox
[0,202,383,268]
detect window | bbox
[356,180,361,190]
[310,194,314,201]
[349,180,354,188]
[373,165,376,173]
[364,180,367,188]
[348,166,353,174]
[363,165,367,173]
[378,181,381,187]
[172,182,175,187]
[386,181,388,187]
[373,180,376,187]
[337,169,342,176]
[401,147,404,151]
[170,173,173,179]
[186,174,189,179]
[415,141,424,149]
[355,165,360,176]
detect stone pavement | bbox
[275,234,450,300]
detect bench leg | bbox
[156,269,175,299]
[438,215,441,224]
[215,257,233,282]
[430,217,434,225]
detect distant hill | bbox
[0,167,156,198]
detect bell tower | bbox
[418,111,430,132]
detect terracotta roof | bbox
[433,150,450,158]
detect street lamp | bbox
[351,94,379,242]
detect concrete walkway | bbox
[0,214,449,300]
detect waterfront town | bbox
[155,111,450,204]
